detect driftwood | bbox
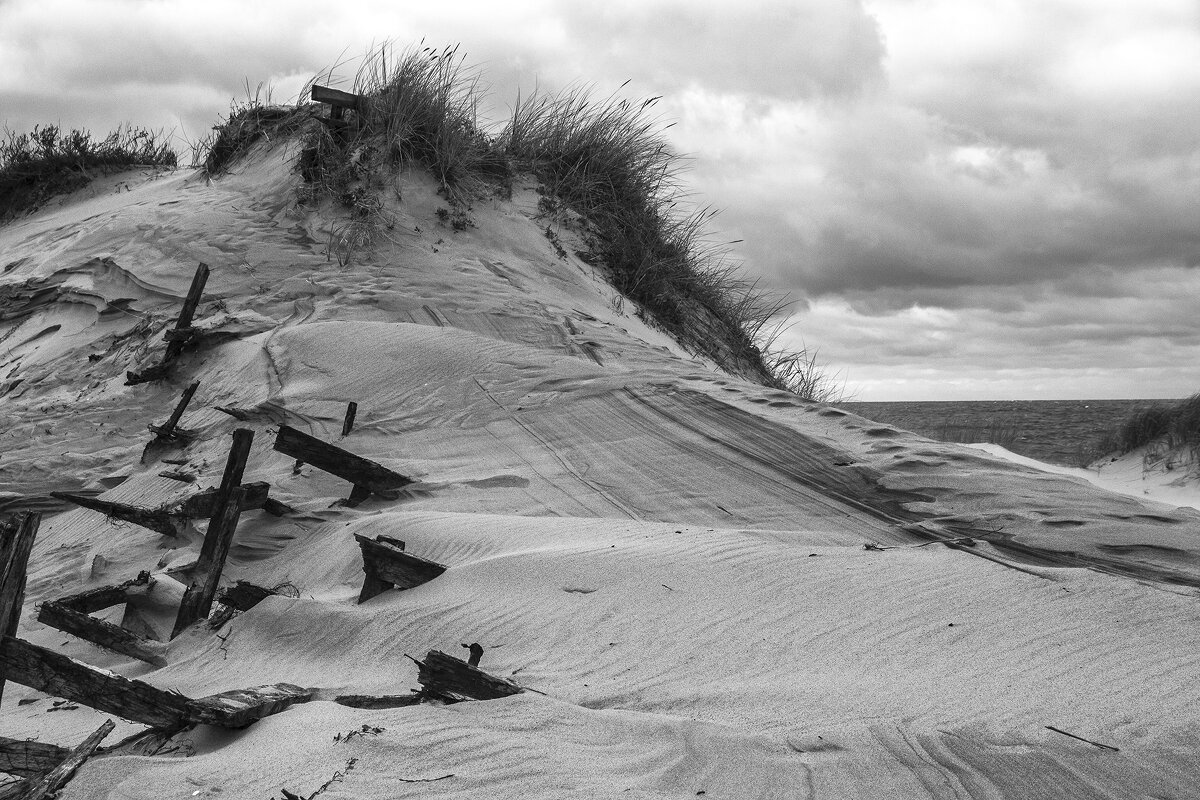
[37,572,166,666]
[15,719,114,800]
[0,513,40,704]
[274,425,412,503]
[148,381,200,443]
[127,263,209,384]
[0,738,69,778]
[0,636,312,729]
[173,428,254,636]
[415,650,523,703]
[216,581,277,613]
[354,535,446,603]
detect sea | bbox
[838,399,1176,467]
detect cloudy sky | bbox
[2,0,1198,400]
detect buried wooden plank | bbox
[48,494,184,537]
[354,535,446,603]
[37,602,167,667]
[311,84,361,120]
[415,650,523,703]
[18,719,114,800]
[334,693,421,709]
[215,581,277,613]
[177,481,270,518]
[173,429,253,637]
[274,425,412,501]
[148,380,200,443]
[0,513,39,705]
[0,738,69,779]
[0,637,190,729]
[341,401,358,437]
[187,683,313,728]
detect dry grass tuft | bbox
[1095,393,1200,459]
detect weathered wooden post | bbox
[172,429,253,637]
[127,263,209,384]
[354,534,446,603]
[149,380,201,443]
[273,424,412,505]
[17,719,114,800]
[0,512,40,705]
[38,572,168,666]
[341,401,358,437]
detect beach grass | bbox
[0,124,177,222]
[1095,393,1200,458]
[197,41,843,400]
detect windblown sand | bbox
[2,144,1199,799]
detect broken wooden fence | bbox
[127,262,210,384]
[147,380,200,444]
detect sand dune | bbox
[2,141,1199,798]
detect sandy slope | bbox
[2,142,1199,798]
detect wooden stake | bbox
[178,481,269,518]
[341,402,358,437]
[149,380,200,442]
[274,425,412,501]
[0,512,39,706]
[18,719,114,800]
[49,493,185,537]
[172,429,253,637]
[163,263,209,363]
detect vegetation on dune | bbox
[0,125,177,223]
[1094,393,1200,460]
[196,41,843,401]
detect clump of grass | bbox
[1094,393,1200,458]
[0,124,177,222]
[200,83,312,174]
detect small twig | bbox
[661,583,674,591]
[1045,725,1120,752]
[397,774,454,783]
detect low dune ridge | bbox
[1,62,1200,798]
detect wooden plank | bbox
[53,572,153,614]
[37,602,167,667]
[49,494,184,537]
[19,719,114,800]
[274,425,412,499]
[311,84,361,109]
[177,481,269,519]
[0,737,69,779]
[415,650,523,703]
[0,637,190,729]
[334,693,420,709]
[216,581,275,612]
[187,683,313,728]
[0,512,39,705]
[354,535,446,603]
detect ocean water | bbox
[839,399,1175,467]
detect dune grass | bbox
[198,41,843,400]
[0,125,177,222]
[200,84,312,175]
[1095,393,1200,458]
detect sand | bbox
[1,140,1199,798]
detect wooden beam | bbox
[37,602,167,667]
[18,719,114,800]
[274,425,412,501]
[187,683,313,728]
[0,512,39,705]
[0,636,191,729]
[334,693,420,709]
[177,481,269,518]
[354,535,446,603]
[215,581,276,612]
[51,572,154,615]
[49,494,185,537]
[0,738,69,779]
[415,650,523,703]
[310,84,361,110]
[171,487,245,638]
[148,380,200,443]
